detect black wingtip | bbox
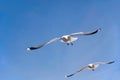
[95,28,101,33]
[107,61,115,64]
[65,74,74,78]
[86,28,101,35]
[27,47,39,50]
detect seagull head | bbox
[88,64,94,68]
[61,35,70,39]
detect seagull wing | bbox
[27,37,61,50]
[66,66,88,77]
[69,28,101,36]
[94,61,115,65]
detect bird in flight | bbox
[65,61,115,78]
[27,28,101,50]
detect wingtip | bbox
[27,48,31,51]
[65,74,74,78]
[108,61,115,64]
[111,61,115,63]
[27,47,40,50]
[65,75,70,78]
[65,75,68,78]
[98,28,101,31]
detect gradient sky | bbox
[0,0,120,80]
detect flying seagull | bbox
[27,28,101,50]
[66,61,115,77]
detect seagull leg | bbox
[71,42,73,45]
[92,69,95,71]
[67,43,70,45]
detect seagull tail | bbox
[71,37,78,42]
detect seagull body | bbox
[60,35,78,43]
[66,61,115,77]
[27,28,101,50]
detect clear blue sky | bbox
[0,0,120,80]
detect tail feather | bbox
[70,37,78,42]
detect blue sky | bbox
[0,0,120,80]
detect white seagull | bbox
[66,61,115,77]
[27,28,101,50]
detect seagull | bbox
[27,28,101,50]
[65,61,115,77]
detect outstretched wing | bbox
[65,66,88,78]
[69,28,101,36]
[27,37,61,50]
[94,61,115,65]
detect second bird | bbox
[66,61,115,78]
